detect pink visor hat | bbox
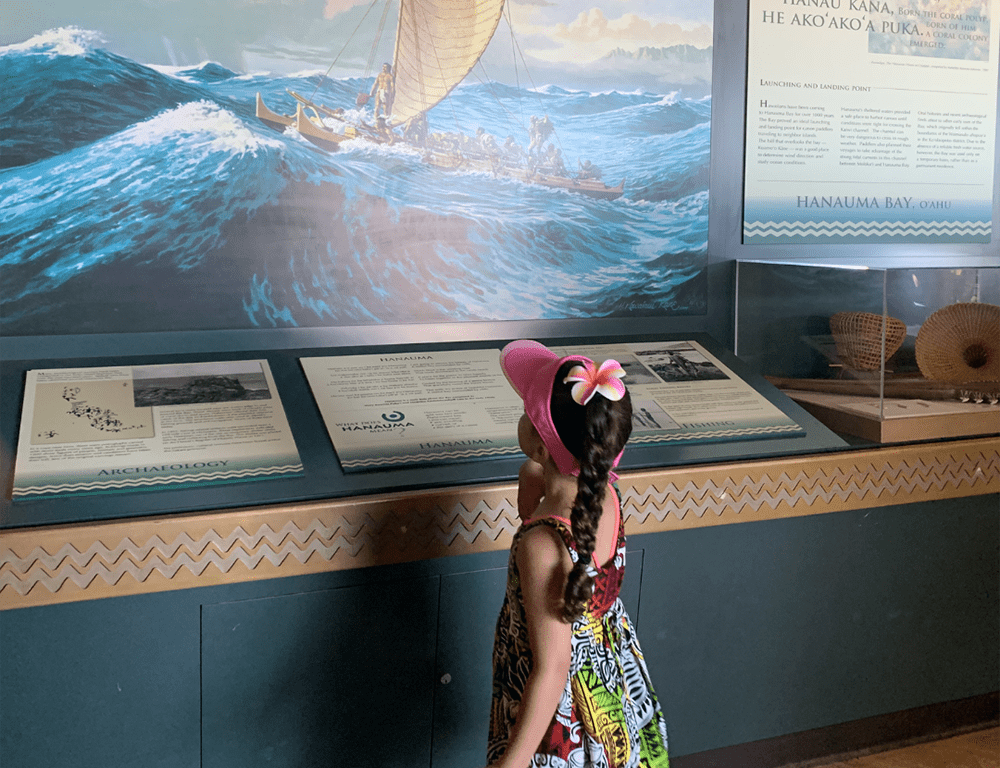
[500,340,625,477]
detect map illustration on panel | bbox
[31,380,154,445]
[1,1,713,334]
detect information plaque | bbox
[12,360,303,498]
[301,341,805,471]
[744,0,998,244]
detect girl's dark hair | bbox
[550,360,633,621]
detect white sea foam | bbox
[286,68,328,79]
[125,101,284,155]
[147,61,212,76]
[653,91,681,106]
[0,27,105,57]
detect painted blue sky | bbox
[2,0,713,90]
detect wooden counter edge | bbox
[2,436,997,610]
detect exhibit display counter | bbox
[1,333,997,768]
[0,334,849,529]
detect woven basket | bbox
[915,302,1000,382]
[830,311,907,371]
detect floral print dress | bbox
[488,486,670,767]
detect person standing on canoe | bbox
[370,63,395,119]
[528,115,554,158]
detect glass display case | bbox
[735,262,1000,443]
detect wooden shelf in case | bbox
[780,389,1000,444]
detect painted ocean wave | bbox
[1,101,291,310]
[1,27,711,334]
[0,27,243,169]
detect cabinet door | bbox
[432,566,509,768]
[202,577,439,768]
[432,550,644,767]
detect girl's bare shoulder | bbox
[517,521,571,569]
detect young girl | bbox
[487,340,669,768]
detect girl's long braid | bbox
[551,362,632,622]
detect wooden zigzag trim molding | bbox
[2,437,997,610]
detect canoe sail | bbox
[389,0,506,127]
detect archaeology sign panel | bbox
[12,360,303,497]
[743,0,998,244]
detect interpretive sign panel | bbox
[302,341,804,472]
[12,360,302,498]
[562,341,806,450]
[744,0,998,244]
[301,350,525,471]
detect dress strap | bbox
[526,483,621,569]
[608,487,621,564]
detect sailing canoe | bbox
[256,0,625,200]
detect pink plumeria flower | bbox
[564,359,627,405]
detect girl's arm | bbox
[493,525,573,768]
[517,459,545,520]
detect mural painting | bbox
[0,1,714,335]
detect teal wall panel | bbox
[0,592,200,768]
[201,577,440,768]
[635,496,1000,757]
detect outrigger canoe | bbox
[256,93,362,152]
[255,93,294,132]
[294,104,346,152]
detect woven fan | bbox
[916,302,1000,382]
[830,311,907,371]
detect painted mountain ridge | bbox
[604,45,713,64]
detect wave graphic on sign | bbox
[745,220,991,243]
[630,424,804,443]
[340,447,520,470]
[14,464,304,497]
